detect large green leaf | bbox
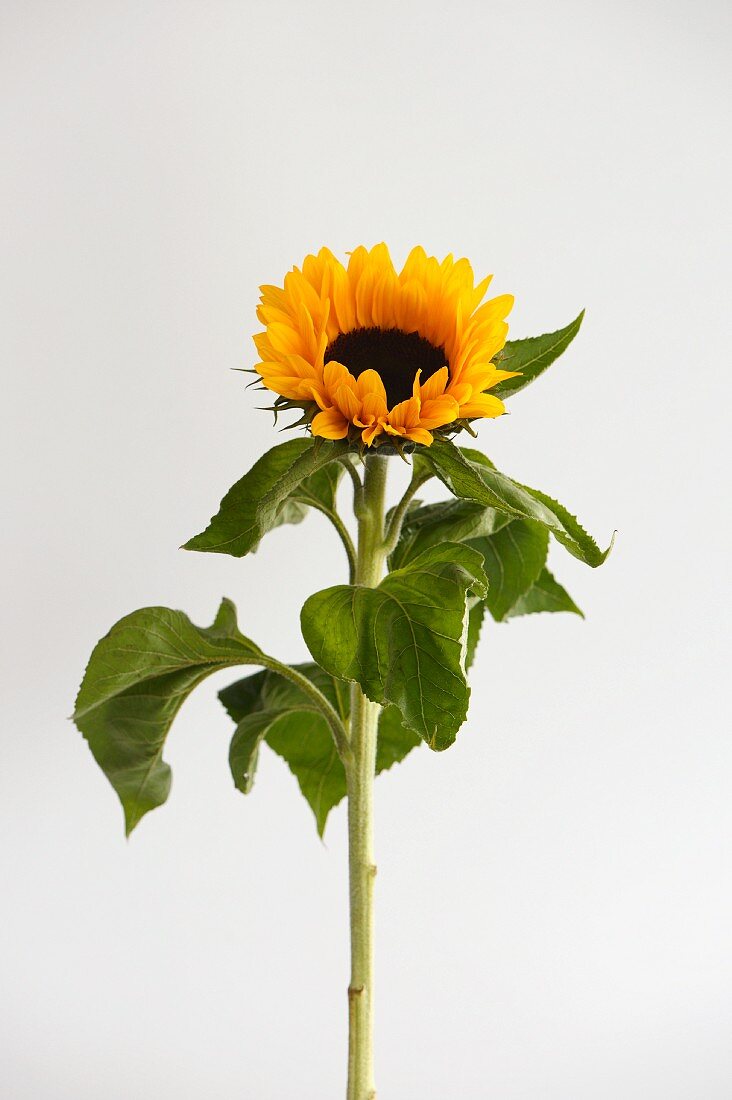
[73,599,266,835]
[470,519,549,622]
[220,665,420,835]
[184,438,349,558]
[421,438,612,567]
[492,311,584,399]
[508,567,583,619]
[301,543,487,750]
[392,496,549,621]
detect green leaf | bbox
[263,460,348,534]
[220,663,344,835]
[73,599,266,835]
[421,438,612,567]
[466,600,486,669]
[508,567,584,618]
[228,712,272,795]
[390,498,511,571]
[301,543,488,751]
[492,311,584,399]
[220,665,420,835]
[470,519,549,622]
[290,461,345,513]
[376,705,422,771]
[184,438,349,558]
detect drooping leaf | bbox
[73,599,266,835]
[220,663,344,835]
[228,712,272,795]
[301,543,488,751]
[469,519,549,622]
[508,567,584,618]
[184,438,349,558]
[421,438,612,567]
[492,311,584,399]
[219,664,420,835]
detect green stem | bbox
[346,454,388,1100]
[257,655,351,764]
[343,455,366,517]
[306,501,357,583]
[382,467,433,557]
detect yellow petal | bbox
[371,271,398,329]
[355,266,377,327]
[419,394,459,429]
[284,270,321,322]
[362,421,385,446]
[331,263,357,333]
[387,395,420,429]
[259,284,287,311]
[267,321,305,357]
[257,304,293,328]
[312,407,349,439]
[394,278,427,333]
[360,392,388,421]
[323,360,357,399]
[402,426,433,446]
[469,294,514,327]
[347,246,369,291]
[356,369,388,408]
[419,365,449,402]
[367,242,396,277]
[460,365,521,391]
[446,381,473,405]
[296,303,320,361]
[399,245,428,283]
[333,383,361,422]
[258,377,301,400]
[253,332,277,361]
[470,273,493,310]
[458,392,506,419]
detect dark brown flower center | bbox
[325,327,447,406]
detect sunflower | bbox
[253,244,519,449]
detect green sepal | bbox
[183,438,349,558]
[73,599,266,835]
[492,311,584,399]
[301,543,488,751]
[219,665,420,836]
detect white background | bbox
[2,2,730,1097]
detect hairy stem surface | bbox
[346,454,388,1100]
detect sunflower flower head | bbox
[253,244,519,450]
